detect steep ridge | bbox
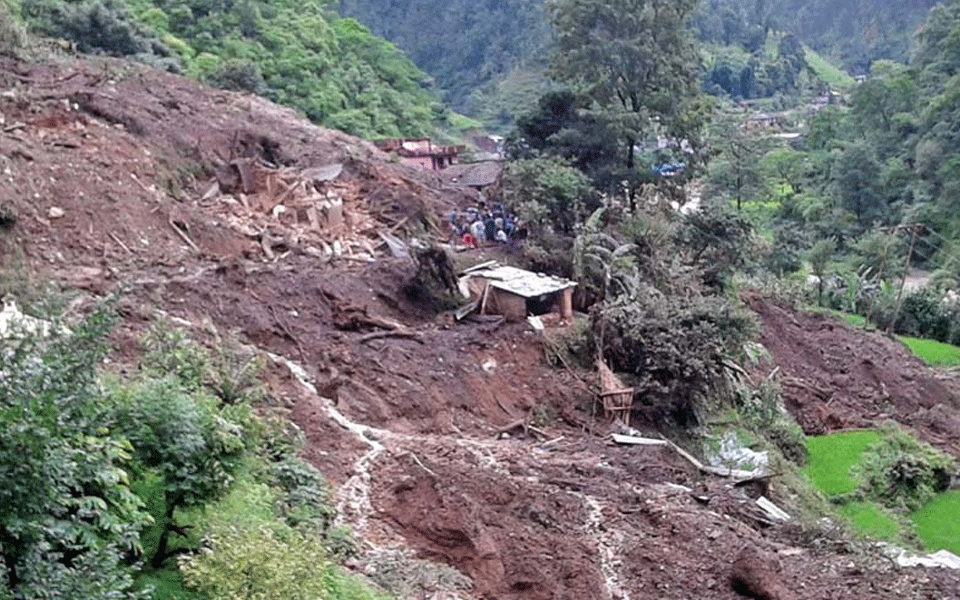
[2,53,960,599]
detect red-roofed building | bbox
[375,138,465,170]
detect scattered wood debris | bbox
[200,158,386,262]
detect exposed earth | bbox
[2,52,960,599]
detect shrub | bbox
[852,426,954,511]
[0,0,26,57]
[597,287,756,426]
[766,419,809,465]
[895,287,951,342]
[207,58,266,95]
[141,319,209,392]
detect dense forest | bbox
[339,0,939,126]
[13,0,468,138]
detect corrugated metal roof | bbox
[466,265,576,298]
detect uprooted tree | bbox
[572,205,757,426]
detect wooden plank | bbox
[479,282,491,315]
[462,259,499,274]
[611,433,668,446]
[455,299,479,321]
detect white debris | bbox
[48,206,65,219]
[611,433,668,446]
[878,543,960,569]
[756,496,791,521]
[0,298,57,338]
[705,431,769,477]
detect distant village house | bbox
[375,138,464,170]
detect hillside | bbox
[337,0,938,127]
[3,51,960,599]
[335,0,549,114]
[17,0,454,139]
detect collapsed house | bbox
[458,262,576,323]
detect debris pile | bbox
[201,158,401,262]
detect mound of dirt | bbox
[747,296,960,455]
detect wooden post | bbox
[560,287,574,321]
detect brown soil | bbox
[747,296,960,455]
[2,53,959,599]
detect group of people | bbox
[448,202,520,248]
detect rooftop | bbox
[462,263,576,298]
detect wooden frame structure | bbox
[597,360,634,426]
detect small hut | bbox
[459,262,576,322]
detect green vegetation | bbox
[21,0,449,138]
[897,335,960,367]
[805,430,881,496]
[852,427,954,511]
[912,491,960,554]
[802,45,856,91]
[839,501,901,540]
[806,427,958,550]
[0,301,384,600]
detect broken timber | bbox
[612,434,771,481]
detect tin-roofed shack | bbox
[459,262,576,323]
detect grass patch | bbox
[803,45,857,91]
[897,335,960,367]
[912,491,960,554]
[808,307,865,328]
[839,501,900,540]
[805,430,881,496]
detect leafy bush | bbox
[727,365,808,464]
[765,419,809,465]
[0,0,26,57]
[140,319,209,392]
[0,305,150,600]
[206,58,266,94]
[179,522,334,600]
[597,288,756,426]
[852,426,954,511]
[207,337,266,405]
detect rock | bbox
[48,206,65,218]
[730,544,797,600]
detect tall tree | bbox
[547,0,702,172]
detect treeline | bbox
[335,0,939,126]
[335,0,549,115]
[12,0,450,138]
